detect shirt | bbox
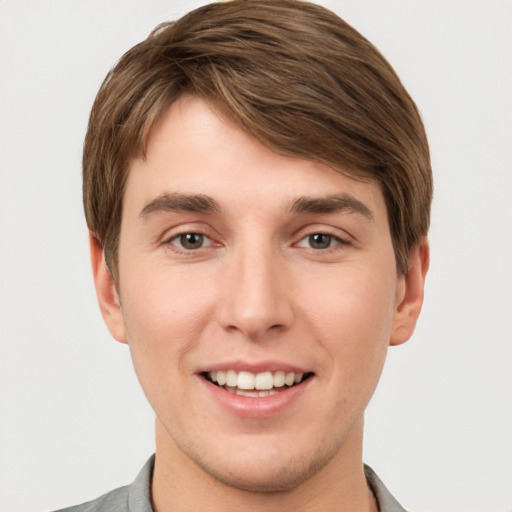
[54,455,407,512]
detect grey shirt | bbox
[54,456,407,512]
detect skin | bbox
[91,95,428,512]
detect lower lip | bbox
[198,375,313,418]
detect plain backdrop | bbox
[1,1,511,511]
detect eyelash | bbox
[295,232,350,251]
[166,232,216,251]
[165,231,350,253]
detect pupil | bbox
[309,233,331,249]
[180,233,203,249]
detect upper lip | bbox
[197,360,312,374]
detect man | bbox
[58,0,431,510]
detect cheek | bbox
[118,262,218,371]
[118,267,218,421]
[304,264,397,372]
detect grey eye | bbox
[179,233,205,250]
[308,233,332,249]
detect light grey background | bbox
[1,1,511,511]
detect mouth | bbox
[201,370,314,397]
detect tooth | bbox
[268,389,278,396]
[226,370,237,387]
[273,371,285,387]
[237,371,255,389]
[214,369,306,393]
[258,390,269,397]
[255,371,273,390]
[236,389,259,397]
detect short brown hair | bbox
[83,0,432,279]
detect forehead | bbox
[124,95,387,224]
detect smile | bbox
[203,370,312,397]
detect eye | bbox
[308,233,333,249]
[169,232,210,250]
[297,233,347,250]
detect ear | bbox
[89,234,127,344]
[390,239,429,346]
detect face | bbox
[93,95,426,493]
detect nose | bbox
[216,243,295,341]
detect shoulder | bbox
[51,455,155,512]
[53,485,130,512]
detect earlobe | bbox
[89,234,127,344]
[390,239,429,346]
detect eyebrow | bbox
[139,192,373,221]
[290,194,374,220]
[140,193,221,218]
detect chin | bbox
[201,458,319,493]
[188,436,343,494]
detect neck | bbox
[151,418,378,512]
